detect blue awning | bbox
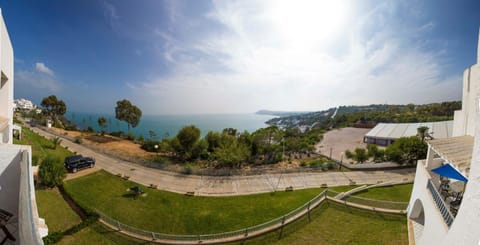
[431,163,468,182]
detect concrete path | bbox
[29,126,415,196]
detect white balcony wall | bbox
[0,9,13,144]
[0,145,44,244]
[407,161,449,244]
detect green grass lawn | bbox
[351,184,413,202]
[240,201,408,245]
[14,126,73,165]
[64,170,326,235]
[56,202,408,245]
[36,188,82,233]
[58,223,148,245]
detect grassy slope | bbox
[58,223,148,245]
[35,188,82,233]
[64,170,326,235]
[241,202,408,245]
[352,184,413,202]
[14,126,73,165]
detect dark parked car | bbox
[64,155,95,173]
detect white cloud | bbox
[16,70,61,93]
[102,0,119,29]
[129,0,462,114]
[16,62,61,99]
[35,62,55,76]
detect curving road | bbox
[29,126,415,196]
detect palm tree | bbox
[417,126,429,141]
[51,136,62,149]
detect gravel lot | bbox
[316,127,371,161]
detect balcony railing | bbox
[427,179,454,227]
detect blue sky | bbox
[1,0,480,115]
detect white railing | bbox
[427,179,454,227]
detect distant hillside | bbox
[256,110,312,117]
[266,101,461,131]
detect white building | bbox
[407,30,480,245]
[14,99,35,111]
[0,9,47,244]
[364,121,453,146]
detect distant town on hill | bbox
[263,101,461,131]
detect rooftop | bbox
[428,135,474,177]
[365,120,453,140]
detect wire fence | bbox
[95,188,408,244]
[97,189,327,243]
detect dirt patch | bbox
[316,127,371,161]
[50,127,153,159]
[96,140,154,158]
[50,127,83,138]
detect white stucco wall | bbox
[407,160,450,244]
[412,31,480,245]
[443,94,480,245]
[0,9,13,144]
[453,64,480,137]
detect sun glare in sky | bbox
[269,0,349,48]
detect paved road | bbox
[30,126,415,196]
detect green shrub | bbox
[32,155,39,166]
[39,157,66,188]
[110,131,124,137]
[326,162,336,170]
[127,133,135,141]
[141,140,161,152]
[182,165,193,175]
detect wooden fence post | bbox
[307,201,311,222]
[278,216,286,239]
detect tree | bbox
[213,140,250,168]
[41,95,67,126]
[175,125,201,159]
[222,128,238,137]
[97,117,107,135]
[417,126,429,141]
[149,130,157,140]
[115,99,142,135]
[205,131,222,152]
[366,144,378,157]
[39,156,66,187]
[345,150,353,159]
[353,148,368,163]
[50,136,62,150]
[386,136,427,165]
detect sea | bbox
[65,112,275,139]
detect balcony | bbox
[0,144,46,244]
[427,179,456,227]
[420,136,473,228]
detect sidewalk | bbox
[29,126,415,196]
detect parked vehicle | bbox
[64,155,95,173]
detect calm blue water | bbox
[65,112,275,139]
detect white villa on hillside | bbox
[14,99,36,111]
[407,30,480,245]
[0,9,47,244]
